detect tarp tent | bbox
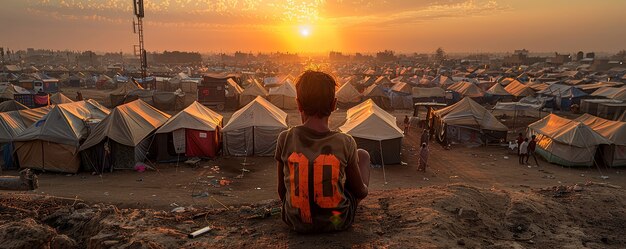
[447,81,485,100]
[538,84,588,111]
[389,82,413,109]
[492,101,546,118]
[528,114,610,167]
[580,99,622,116]
[222,96,287,156]
[504,80,535,97]
[575,114,626,167]
[485,83,514,103]
[49,92,74,105]
[0,84,31,101]
[80,99,171,172]
[239,81,269,107]
[362,84,391,109]
[340,100,404,165]
[590,86,626,101]
[268,82,297,109]
[155,101,223,161]
[0,100,28,112]
[0,106,52,169]
[432,97,507,145]
[14,101,110,173]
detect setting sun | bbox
[299,26,311,37]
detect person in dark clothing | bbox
[403,115,410,134]
[420,128,429,146]
[526,135,539,166]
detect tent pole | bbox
[379,140,387,185]
[512,108,517,133]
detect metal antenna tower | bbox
[132,0,147,81]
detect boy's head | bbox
[295,70,337,118]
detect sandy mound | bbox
[1,183,624,248]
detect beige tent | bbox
[363,84,391,109]
[336,82,361,105]
[80,99,171,171]
[340,100,403,164]
[528,114,610,167]
[591,86,626,101]
[110,79,143,95]
[155,101,223,161]
[226,78,244,98]
[486,83,512,96]
[505,80,535,97]
[391,82,412,94]
[432,75,454,87]
[0,106,52,143]
[50,92,74,105]
[432,97,507,145]
[347,99,395,121]
[239,82,269,107]
[222,96,287,156]
[375,76,394,88]
[0,100,28,112]
[0,106,52,169]
[447,82,484,97]
[575,114,626,167]
[268,82,297,109]
[0,84,30,100]
[14,101,110,173]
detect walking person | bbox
[403,115,410,134]
[417,143,429,172]
[519,138,529,165]
[420,128,429,146]
[526,135,539,166]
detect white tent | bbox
[340,100,403,165]
[335,83,361,106]
[80,99,171,171]
[268,82,297,109]
[528,114,610,167]
[432,97,507,145]
[155,101,223,160]
[240,81,269,107]
[222,96,287,156]
[575,114,626,167]
[14,101,110,173]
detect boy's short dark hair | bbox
[295,70,337,118]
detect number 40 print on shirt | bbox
[288,152,342,223]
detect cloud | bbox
[327,0,512,30]
[24,0,510,31]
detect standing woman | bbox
[403,115,410,134]
[417,143,429,172]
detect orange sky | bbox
[1,0,625,54]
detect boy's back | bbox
[275,126,359,233]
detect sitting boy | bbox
[275,70,370,233]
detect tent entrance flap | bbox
[185,129,218,157]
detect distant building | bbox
[503,49,543,66]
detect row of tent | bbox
[528,114,626,167]
[0,93,411,173]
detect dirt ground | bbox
[1,94,625,248]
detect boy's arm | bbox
[277,161,286,202]
[275,132,286,202]
[345,139,368,200]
